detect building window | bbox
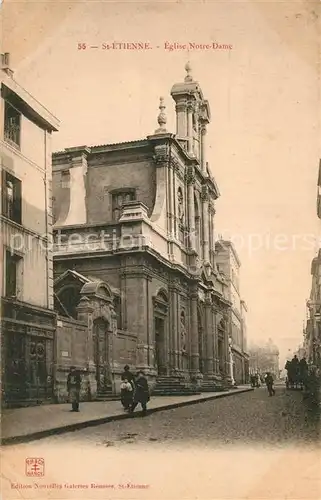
[112,190,135,221]
[4,101,21,148]
[5,250,22,298]
[1,170,22,224]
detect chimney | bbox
[1,53,14,77]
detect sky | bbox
[1,0,320,366]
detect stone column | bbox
[201,186,210,264]
[169,282,179,375]
[212,305,219,374]
[168,160,175,237]
[209,203,215,267]
[186,167,196,250]
[200,125,207,172]
[175,101,188,138]
[187,103,194,156]
[189,292,200,375]
[123,270,150,370]
[224,315,231,381]
[204,297,214,378]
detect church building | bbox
[52,64,232,398]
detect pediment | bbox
[54,269,90,294]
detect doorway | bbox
[4,332,27,402]
[155,317,166,375]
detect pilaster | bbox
[168,281,179,374]
[189,291,200,376]
[122,269,151,370]
[209,202,216,267]
[201,185,210,265]
[200,124,207,172]
[187,102,194,156]
[204,296,214,377]
[186,166,196,250]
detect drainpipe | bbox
[44,130,49,309]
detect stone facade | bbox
[305,251,321,367]
[0,54,59,407]
[52,65,232,397]
[215,240,249,384]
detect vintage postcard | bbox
[0,0,320,499]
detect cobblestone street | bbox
[31,385,320,449]
[2,386,320,500]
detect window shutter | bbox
[1,170,8,217]
[13,178,22,224]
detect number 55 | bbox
[78,43,86,50]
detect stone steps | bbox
[95,388,119,402]
[152,377,201,396]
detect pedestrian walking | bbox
[130,371,150,416]
[265,372,275,396]
[67,366,81,412]
[120,377,134,411]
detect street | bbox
[1,386,320,500]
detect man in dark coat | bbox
[130,371,150,416]
[67,366,81,412]
[265,372,275,396]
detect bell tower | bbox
[170,62,211,172]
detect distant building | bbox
[1,53,59,406]
[293,346,306,360]
[215,240,249,384]
[248,339,280,379]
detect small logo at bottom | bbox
[25,457,45,477]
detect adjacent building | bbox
[0,53,59,406]
[52,64,234,400]
[215,239,249,384]
[302,161,321,368]
[305,250,321,367]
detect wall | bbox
[20,115,46,169]
[54,316,88,402]
[1,102,53,309]
[86,159,156,224]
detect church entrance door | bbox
[155,317,166,375]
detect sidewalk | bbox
[1,386,253,445]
